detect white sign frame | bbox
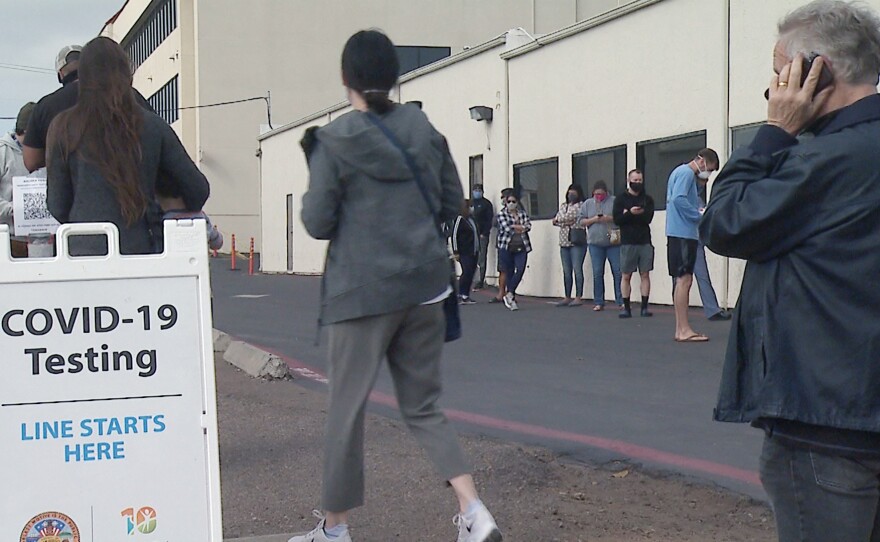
[0,220,222,541]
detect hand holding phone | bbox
[764,52,833,100]
[766,53,834,135]
[800,53,834,97]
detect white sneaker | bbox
[502,292,513,309]
[509,297,518,311]
[288,511,352,542]
[454,503,502,542]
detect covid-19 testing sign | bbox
[0,221,222,541]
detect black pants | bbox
[459,252,477,298]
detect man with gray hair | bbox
[701,1,880,540]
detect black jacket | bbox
[701,94,880,437]
[47,110,209,255]
[612,191,654,245]
[472,196,493,237]
[451,215,478,255]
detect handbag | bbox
[508,233,526,253]
[365,113,461,342]
[608,228,621,246]
[569,227,587,246]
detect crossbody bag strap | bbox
[364,112,444,240]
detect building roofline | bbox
[101,0,130,35]
[501,0,665,59]
[258,35,507,142]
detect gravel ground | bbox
[216,359,775,541]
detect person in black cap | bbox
[24,45,153,172]
[23,45,82,171]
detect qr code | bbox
[22,193,53,221]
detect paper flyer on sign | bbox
[12,173,59,236]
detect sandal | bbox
[674,334,709,343]
[592,305,604,311]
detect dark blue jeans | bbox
[498,249,527,295]
[588,244,622,306]
[760,434,880,542]
[458,252,477,298]
[560,245,587,298]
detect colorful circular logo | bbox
[20,511,80,542]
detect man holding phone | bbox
[701,1,880,540]
[665,148,718,342]
[613,169,655,318]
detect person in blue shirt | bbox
[665,148,719,342]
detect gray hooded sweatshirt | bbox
[301,104,463,325]
[0,132,27,233]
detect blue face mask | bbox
[472,190,483,199]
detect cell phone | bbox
[763,53,833,100]
[801,53,834,97]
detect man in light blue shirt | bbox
[665,148,719,342]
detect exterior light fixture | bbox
[469,105,493,122]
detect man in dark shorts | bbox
[665,148,718,342]
[613,168,655,318]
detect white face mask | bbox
[506,202,517,212]
[696,159,712,180]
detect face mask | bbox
[472,190,483,199]
[506,202,517,212]
[696,159,712,180]
[567,193,578,203]
[629,183,643,194]
[594,194,606,202]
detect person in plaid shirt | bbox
[496,193,531,311]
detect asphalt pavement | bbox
[210,258,765,500]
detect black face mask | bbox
[629,183,644,194]
[567,194,578,203]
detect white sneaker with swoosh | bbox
[288,511,352,542]
[453,503,502,542]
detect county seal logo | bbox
[19,511,80,542]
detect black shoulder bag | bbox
[365,113,461,342]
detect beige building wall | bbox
[260,0,880,308]
[106,0,577,253]
[505,0,728,305]
[258,38,509,275]
[194,0,576,252]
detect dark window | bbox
[148,76,179,124]
[395,46,451,75]
[513,158,558,220]
[468,155,484,195]
[572,145,627,197]
[123,0,178,69]
[731,123,764,152]
[636,131,706,210]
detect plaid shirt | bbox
[496,208,532,252]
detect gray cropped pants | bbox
[322,302,471,512]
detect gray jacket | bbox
[578,196,617,246]
[301,104,462,325]
[0,132,26,232]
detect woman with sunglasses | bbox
[496,193,532,311]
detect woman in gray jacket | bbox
[578,180,623,311]
[298,30,501,542]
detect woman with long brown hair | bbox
[47,36,208,255]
